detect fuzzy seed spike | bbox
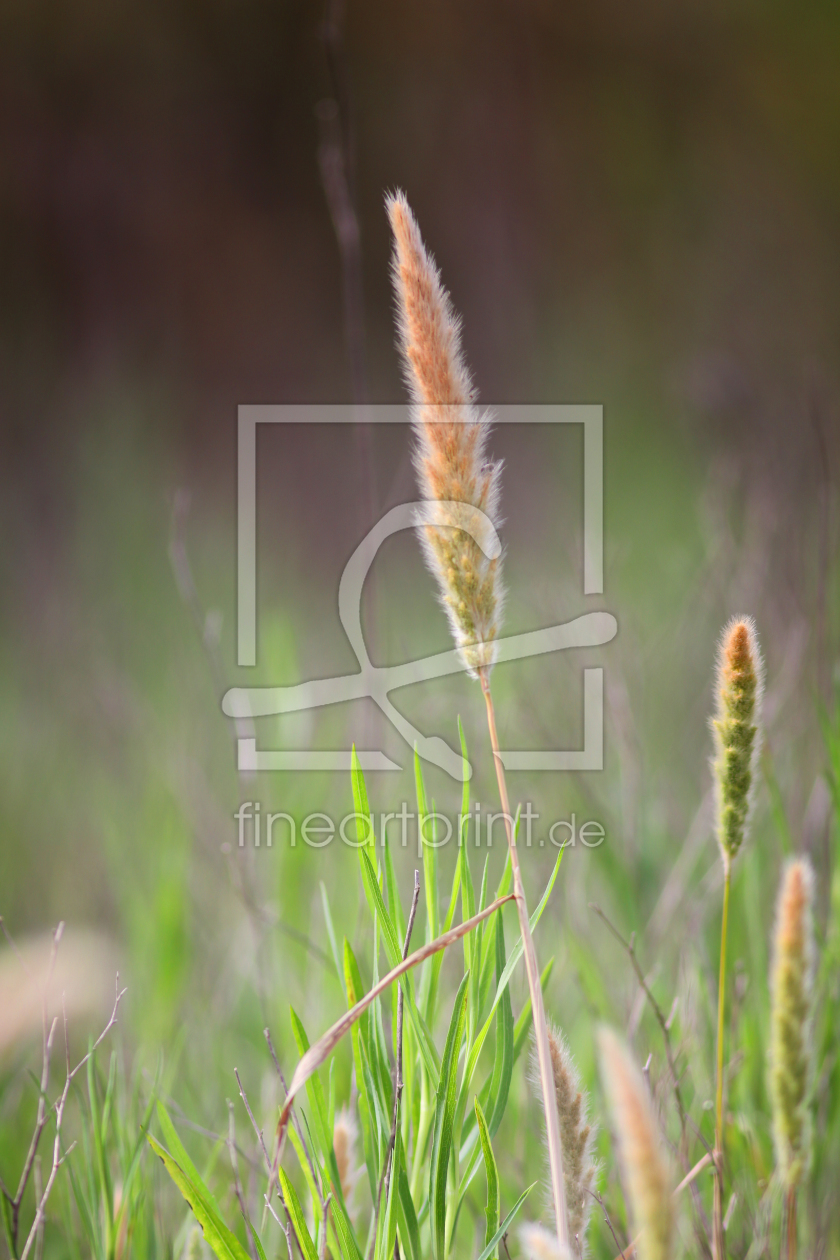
[531,1027,599,1255]
[598,1028,673,1260]
[770,858,816,1190]
[711,616,764,865]
[519,1223,572,1260]
[386,190,504,678]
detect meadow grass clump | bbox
[598,1027,674,1260]
[770,858,816,1257]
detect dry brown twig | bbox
[19,976,126,1260]
[234,1066,303,1259]
[227,1101,259,1260]
[0,921,125,1260]
[589,902,689,1148]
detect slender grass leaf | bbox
[278,1169,319,1260]
[147,1133,251,1260]
[321,882,346,996]
[350,746,376,857]
[415,748,439,942]
[486,914,514,1138]
[397,1164,422,1260]
[429,972,470,1260]
[290,1008,332,1162]
[464,848,564,1093]
[474,1184,536,1260]
[474,1099,499,1255]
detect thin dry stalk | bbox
[483,678,570,1251]
[227,1101,259,1260]
[386,190,569,1249]
[20,979,126,1260]
[589,904,687,1149]
[710,617,763,1260]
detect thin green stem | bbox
[713,862,731,1260]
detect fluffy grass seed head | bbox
[598,1027,674,1260]
[387,190,504,679]
[519,1222,572,1260]
[770,858,816,1190]
[711,616,764,866]
[530,1025,599,1254]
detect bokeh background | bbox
[1,0,839,1253]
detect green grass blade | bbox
[278,1169,319,1260]
[289,1007,333,1163]
[415,747,439,943]
[474,1184,536,1260]
[397,1163,422,1260]
[486,914,514,1138]
[463,849,564,1096]
[350,746,376,857]
[147,1132,251,1260]
[474,1099,499,1255]
[321,881,346,996]
[429,971,470,1260]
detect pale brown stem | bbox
[786,1186,797,1260]
[480,671,569,1253]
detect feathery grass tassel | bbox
[770,859,815,1260]
[387,190,570,1252]
[598,1028,674,1260]
[386,189,504,678]
[709,616,763,1260]
[712,616,764,867]
[530,1026,599,1256]
[519,1223,572,1259]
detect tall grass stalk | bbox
[710,617,763,1260]
[387,189,570,1252]
[770,859,816,1260]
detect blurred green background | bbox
[1,0,839,1254]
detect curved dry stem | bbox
[271,892,515,1182]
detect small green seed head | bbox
[770,858,816,1190]
[711,616,763,865]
